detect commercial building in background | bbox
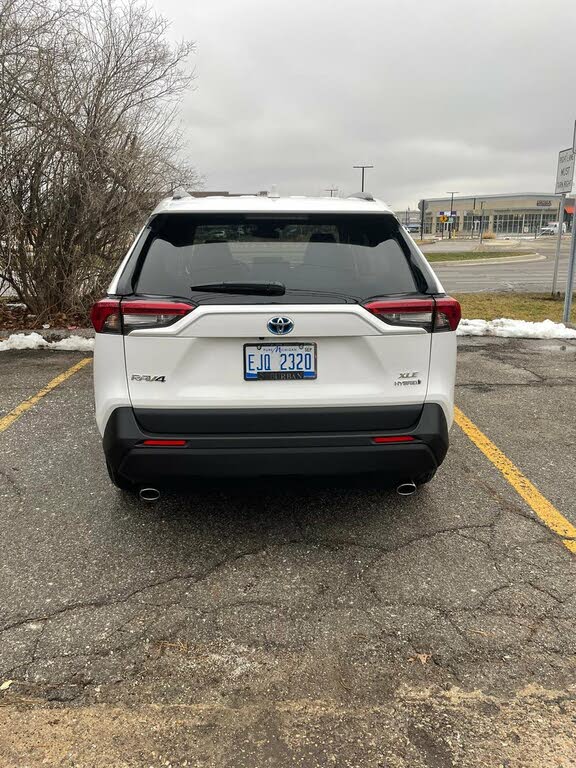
[394,208,421,226]
[418,193,575,236]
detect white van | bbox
[540,221,566,236]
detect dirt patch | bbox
[1,687,575,767]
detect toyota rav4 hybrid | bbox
[91,193,461,499]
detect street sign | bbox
[555,147,575,194]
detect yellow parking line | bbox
[0,357,92,434]
[454,405,576,554]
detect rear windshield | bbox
[134,213,422,301]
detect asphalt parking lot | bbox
[1,338,576,767]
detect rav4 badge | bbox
[131,374,166,382]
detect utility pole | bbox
[563,204,576,323]
[353,165,374,193]
[446,191,459,239]
[420,200,426,239]
[324,187,338,197]
[560,119,576,323]
[479,201,485,246]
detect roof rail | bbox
[347,192,375,202]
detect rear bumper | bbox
[103,404,449,486]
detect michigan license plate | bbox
[244,343,317,381]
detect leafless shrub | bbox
[0,0,199,320]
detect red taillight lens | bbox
[142,439,187,447]
[121,300,194,333]
[372,436,415,444]
[90,299,121,333]
[364,299,435,331]
[434,297,461,332]
[364,297,461,333]
[90,299,194,334]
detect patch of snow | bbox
[0,332,47,350]
[458,318,576,339]
[0,332,94,352]
[49,336,95,351]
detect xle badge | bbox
[395,371,422,387]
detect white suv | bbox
[91,193,460,499]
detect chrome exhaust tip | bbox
[139,487,161,503]
[396,481,417,496]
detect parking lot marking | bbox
[0,357,92,434]
[454,406,576,554]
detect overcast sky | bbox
[152,0,576,208]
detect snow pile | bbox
[49,336,95,351]
[1,319,575,350]
[458,318,576,339]
[0,332,94,352]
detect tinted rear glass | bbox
[135,213,420,300]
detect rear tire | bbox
[106,460,135,492]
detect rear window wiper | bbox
[190,281,286,296]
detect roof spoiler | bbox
[347,192,375,202]
[171,187,192,200]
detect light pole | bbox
[446,191,459,239]
[353,165,374,193]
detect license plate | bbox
[244,343,317,380]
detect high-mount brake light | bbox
[90,299,194,334]
[364,297,461,332]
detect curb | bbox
[427,253,545,267]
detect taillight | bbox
[364,299,435,331]
[90,299,121,333]
[90,299,194,334]
[364,297,461,333]
[434,297,461,332]
[121,300,194,334]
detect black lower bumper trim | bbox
[134,404,423,434]
[103,404,449,486]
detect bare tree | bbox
[0,0,199,320]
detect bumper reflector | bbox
[372,436,415,444]
[142,439,187,447]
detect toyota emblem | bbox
[267,316,294,335]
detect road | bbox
[1,340,576,766]
[425,236,574,293]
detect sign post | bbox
[553,146,575,301]
[561,127,576,322]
